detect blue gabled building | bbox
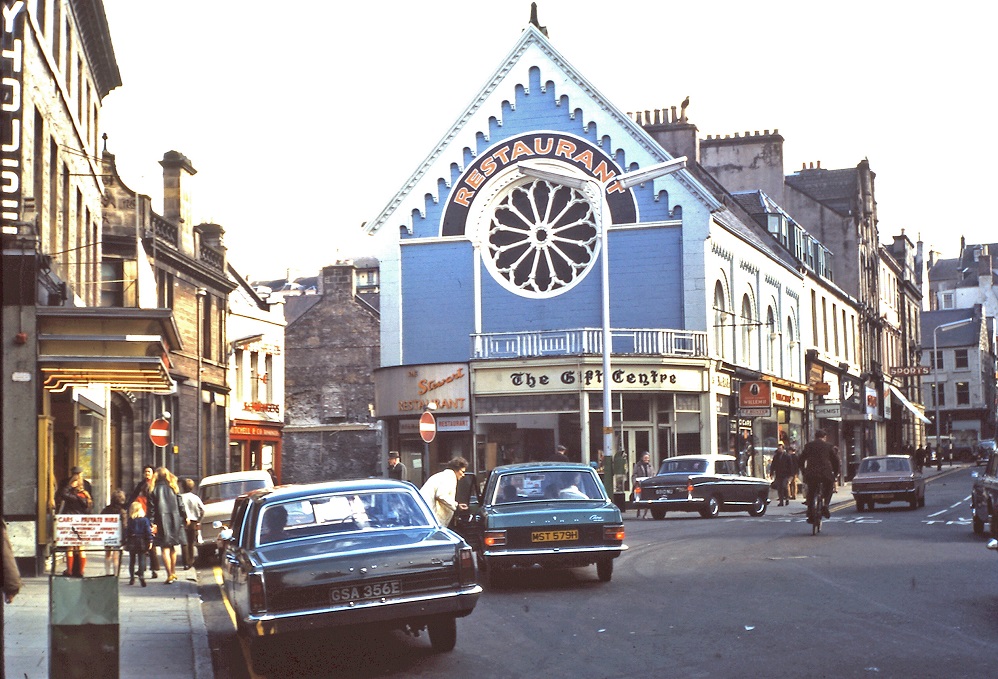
[366,15,810,484]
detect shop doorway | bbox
[621,427,653,473]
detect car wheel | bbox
[650,507,666,520]
[428,616,457,652]
[699,495,720,519]
[908,493,918,509]
[596,558,613,582]
[991,510,998,541]
[973,512,985,535]
[748,495,767,517]
[918,491,926,508]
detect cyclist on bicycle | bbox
[799,429,840,524]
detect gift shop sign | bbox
[474,365,706,395]
[55,514,121,548]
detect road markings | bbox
[213,565,239,630]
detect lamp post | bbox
[932,317,974,455]
[196,288,207,478]
[518,157,687,478]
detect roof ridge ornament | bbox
[529,2,549,37]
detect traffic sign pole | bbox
[148,418,170,448]
[419,411,437,485]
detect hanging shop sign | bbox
[374,363,471,417]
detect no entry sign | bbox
[419,411,437,443]
[149,418,170,447]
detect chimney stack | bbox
[160,151,196,229]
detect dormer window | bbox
[767,214,788,248]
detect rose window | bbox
[486,179,600,296]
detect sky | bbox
[99,0,997,282]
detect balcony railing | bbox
[471,328,708,359]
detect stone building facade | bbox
[282,262,381,483]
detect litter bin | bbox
[50,571,119,679]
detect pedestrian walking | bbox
[150,468,186,584]
[914,445,926,473]
[100,489,128,575]
[179,478,205,570]
[632,452,653,518]
[770,443,794,506]
[128,466,161,579]
[57,471,92,576]
[787,443,800,499]
[387,451,408,481]
[125,501,153,587]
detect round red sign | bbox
[148,418,170,447]
[419,411,437,444]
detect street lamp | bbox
[518,157,687,475]
[932,317,974,455]
[196,288,207,478]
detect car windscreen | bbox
[200,479,270,504]
[491,470,604,504]
[657,459,708,474]
[256,490,434,545]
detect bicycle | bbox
[809,479,829,535]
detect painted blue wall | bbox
[401,241,475,365]
[398,66,690,365]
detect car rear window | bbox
[492,470,604,503]
[200,479,270,504]
[257,490,433,545]
[657,459,708,474]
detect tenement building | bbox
[1,0,179,573]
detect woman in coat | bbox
[150,468,186,584]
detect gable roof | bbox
[363,24,720,237]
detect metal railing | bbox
[471,328,708,359]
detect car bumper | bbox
[853,490,914,503]
[633,498,705,511]
[483,544,625,568]
[239,585,482,638]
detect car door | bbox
[717,458,752,503]
[450,473,484,548]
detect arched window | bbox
[766,306,776,373]
[713,282,727,359]
[740,294,754,365]
[786,316,798,382]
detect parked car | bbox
[977,439,996,466]
[197,470,274,559]
[452,462,626,586]
[633,454,770,520]
[218,479,481,673]
[971,452,998,535]
[851,455,925,511]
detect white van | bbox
[197,470,274,558]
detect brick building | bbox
[282,261,381,483]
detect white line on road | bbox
[927,509,948,517]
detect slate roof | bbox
[784,167,858,217]
[920,309,981,348]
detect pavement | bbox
[2,463,968,679]
[3,561,212,679]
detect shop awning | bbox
[37,307,180,393]
[888,384,932,424]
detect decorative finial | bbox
[102,132,108,153]
[529,2,548,37]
